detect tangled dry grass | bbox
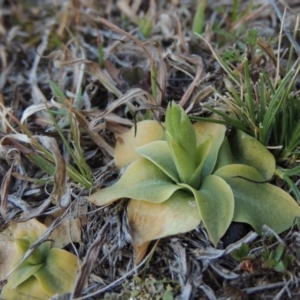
[1,0,300,299]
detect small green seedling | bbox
[261,244,294,272]
[231,243,254,262]
[231,242,294,273]
[139,18,153,38]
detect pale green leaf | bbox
[1,275,50,300]
[136,140,179,182]
[128,190,201,263]
[179,175,234,246]
[88,158,182,206]
[24,246,48,266]
[228,130,275,179]
[167,133,197,185]
[165,102,197,159]
[214,137,234,170]
[189,137,212,189]
[9,262,44,289]
[215,164,300,234]
[193,120,226,177]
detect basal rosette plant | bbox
[88,102,300,263]
[1,219,80,300]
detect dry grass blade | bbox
[179,56,205,109]
[96,17,158,98]
[20,102,56,124]
[86,61,123,98]
[0,163,13,220]
[34,136,68,207]
[17,199,53,223]
[269,0,300,57]
[231,4,269,31]
[71,220,110,298]
[97,17,155,67]
[175,13,190,54]
[40,48,88,69]
[44,200,86,249]
[101,87,157,116]
[73,245,158,300]
[155,58,167,107]
[195,33,241,87]
[117,0,140,24]
[0,102,18,134]
[71,108,114,157]
[257,37,286,77]
[0,133,68,219]
[29,29,52,124]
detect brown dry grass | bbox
[1,0,300,299]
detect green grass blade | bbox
[69,112,93,183]
[192,0,207,34]
[45,105,93,188]
[49,81,67,102]
[26,153,55,176]
[244,59,255,123]
[260,69,295,144]
[282,174,300,204]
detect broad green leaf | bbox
[179,175,234,246]
[274,261,287,272]
[114,120,165,169]
[9,262,44,289]
[88,158,182,206]
[35,248,80,295]
[165,102,197,159]
[214,137,234,170]
[167,133,197,185]
[137,140,179,182]
[231,243,251,262]
[164,102,198,185]
[273,244,285,262]
[215,164,300,234]
[189,137,212,189]
[193,120,226,177]
[1,275,49,300]
[127,190,201,263]
[228,130,275,179]
[23,246,47,266]
[15,239,50,266]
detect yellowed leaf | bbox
[127,190,201,264]
[1,275,50,300]
[44,209,84,248]
[0,219,47,282]
[0,218,81,299]
[0,223,17,281]
[114,120,165,169]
